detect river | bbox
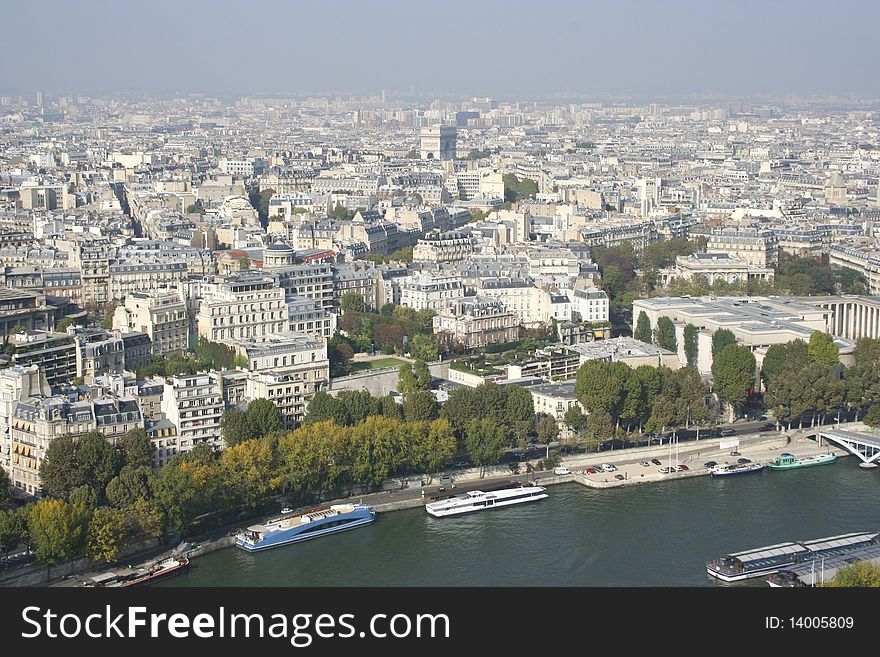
[156,459,879,587]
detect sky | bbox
[1,0,878,99]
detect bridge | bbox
[817,428,880,464]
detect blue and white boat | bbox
[235,503,376,552]
[710,462,765,477]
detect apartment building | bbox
[196,271,289,343]
[7,330,77,388]
[401,273,465,311]
[433,296,519,348]
[160,372,225,453]
[113,290,190,356]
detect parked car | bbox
[737,458,751,464]
[600,463,617,473]
[585,467,598,474]
[614,474,626,481]
[639,461,650,467]
[651,458,662,465]
[658,466,674,474]
[730,451,741,456]
[676,464,689,471]
[554,467,571,476]
[703,461,717,469]
[720,429,735,436]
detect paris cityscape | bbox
[1,1,880,591]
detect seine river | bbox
[157,459,879,587]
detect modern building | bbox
[6,330,77,388]
[160,372,225,453]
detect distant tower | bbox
[381,89,386,104]
[637,178,661,216]
[420,126,457,161]
[35,91,43,107]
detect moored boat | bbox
[425,483,547,518]
[768,453,837,471]
[83,557,190,587]
[235,503,375,552]
[710,462,765,477]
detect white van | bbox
[600,463,617,473]
[553,467,571,475]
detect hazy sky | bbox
[2,0,878,98]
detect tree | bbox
[536,415,559,445]
[86,507,128,563]
[711,329,736,357]
[118,428,155,469]
[403,391,439,422]
[336,390,379,425]
[186,203,205,215]
[824,561,880,587]
[808,331,839,368]
[69,484,98,510]
[762,340,808,387]
[575,360,631,429]
[222,409,255,446]
[39,435,80,499]
[413,359,432,389]
[74,432,121,494]
[238,256,250,271]
[502,173,539,203]
[683,324,699,367]
[328,333,354,377]
[410,334,438,361]
[711,344,756,418]
[864,405,880,427]
[105,466,155,509]
[340,293,365,314]
[126,498,164,540]
[398,362,418,394]
[563,405,588,434]
[305,391,342,424]
[100,314,114,329]
[247,398,283,437]
[0,467,11,508]
[634,311,652,342]
[464,419,507,476]
[27,499,89,566]
[55,317,75,333]
[0,509,28,553]
[654,316,678,352]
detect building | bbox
[401,273,465,311]
[6,330,77,388]
[632,296,841,374]
[800,295,880,341]
[433,296,519,349]
[120,332,152,370]
[412,230,474,263]
[160,372,225,453]
[569,288,610,324]
[113,290,189,356]
[567,336,681,369]
[286,295,336,340]
[0,288,54,338]
[529,382,584,425]
[706,229,779,267]
[232,332,329,429]
[109,259,188,301]
[332,261,379,311]
[0,365,50,483]
[656,252,774,286]
[196,271,289,343]
[73,328,125,384]
[420,126,457,161]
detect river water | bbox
[157,459,879,587]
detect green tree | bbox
[118,428,155,469]
[105,466,156,509]
[222,409,255,446]
[536,415,559,444]
[654,316,678,352]
[575,360,631,430]
[711,329,736,357]
[247,398,283,436]
[762,340,808,387]
[711,344,756,418]
[0,508,28,553]
[27,499,89,566]
[336,390,379,425]
[69,484,98,510]
[808,331,840,368]
[403,391,439,422]
[408,419,456,475]
[328,333,354,377]
[55,317,75,333]
[74,432,121,494]
[502,173,539,203]
[823,560,880,587]
[378,395,403,420]
[410,334,438,361]
[464,419,507,476]
[563,405,588,434]
[340,293,365,314]
[39,435,80,499]
[683,323,699,367]
[864,405,880,427]
[304,391,342,424]
[86,507,128,563]
[238,256,250,271]
[413,359,432,389]
[100,314,114,329]
[186,203,205,215]
[0,467,11,507]
[634,311,652,342]
[398,362,418,394]
[126,498,165,540]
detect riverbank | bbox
[49,430,852,587]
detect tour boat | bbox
[424,484,547,518]
[235,503,376,552]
